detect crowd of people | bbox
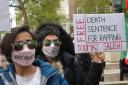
[0,22,106,85]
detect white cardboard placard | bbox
[73,13,126,53]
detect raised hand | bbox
[91,52,105,63]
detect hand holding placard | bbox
[91,52,105,63]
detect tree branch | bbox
[9,4,22,10]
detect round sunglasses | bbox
[11,40,37,51]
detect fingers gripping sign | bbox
[91,52,105,63]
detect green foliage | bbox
[15,0,65,29]
[75,0,112,14]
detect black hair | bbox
[0,25,34,63]
[35,22,60,44]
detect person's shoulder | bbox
[0,68,8,73]
[62,52,75,66]
[34,59,69,85]
[62,52,74,61]
[34,59,58,76]
[48,70,69,85]
[0,68,8,79]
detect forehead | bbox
[15,31,32,42]
[44,35,59,40]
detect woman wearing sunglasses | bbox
[35,22,104,85]
[0,25,68,85]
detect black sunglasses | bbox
[11,40,37,51]
[43,39,61,47]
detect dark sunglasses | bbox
[43,39,61,47]
[11,40,37,51]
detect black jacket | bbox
[84,62,102,85]
[62,52,82,85]
[62,52,102,85]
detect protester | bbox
[120,58,128,81]
[76,53,105,81]
[0,25,68,85]
[35,22,105,85]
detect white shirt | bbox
[16,67,41,85]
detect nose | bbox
[50,43,55,47]
[23,44,30,51]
